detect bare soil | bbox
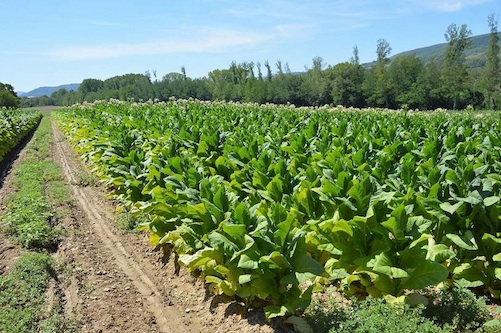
[50,121,289,332]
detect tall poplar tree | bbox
[482,14,501,109]
[442,23,472,110]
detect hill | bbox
[392,32,501,68]
[20,83,80,98]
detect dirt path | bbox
[53,121,200,333]
[51,121,285,333]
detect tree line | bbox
[16,18,501,111]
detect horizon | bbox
[2,0,499,92]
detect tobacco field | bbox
[0,109,41,163]
[53,100,501,318]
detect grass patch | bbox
[115,210,150,231]
[0,253,79,333]
[0,253,54,332]
[73,170,98,187]
[0,115,69,250]
[304,288,501,333]
[0,115,80,331]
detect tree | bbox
[376,39,392,65]
[387,55,425,108]
[442,23,472,109]
[482,14,501,109]
[0,83,20,108]
[363,39,393,108]
[329,61,365,107]
[300,57,330,106]
[79,78,104,96]
[414,60,445,109]
[350,45,360,65]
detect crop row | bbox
[0,109,42,163]
[54,100,501,317]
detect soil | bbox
[47,120,289,332]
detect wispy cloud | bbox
[85,20,123,27]
[50,28,270,61]
[401,0,491,12]
[274,24,315,38]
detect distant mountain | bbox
[391,32,501,68]
[20,83,80,98]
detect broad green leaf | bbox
[446,231,478,251]
[440,201,464,215]
[400,260,448,290]
[371,252,409,279]
[381,217,406,242]
[284,316,314,333]
[213,187,229,212]
[264,305,289,319]
[208,232,239,255]
[484,196,501,207]
[266,176,283,202]
[237,253,259,270]
[205,275,235,296]
[453,263,486,288]
[332,219,353,237]
[222,223,246,240]
[261,251,292,269]
[281,253,324,285]
[405,293,429,306]
[458,191,483,205]
[495,268,501,280]
[427,244,456,262]
[238,274,253,284]
[233,202,251,226]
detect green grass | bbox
[0,253,79,333]
[304,288,501,333]
[0,114,80,332]
[0,253,54,332]
[1,115,70,249]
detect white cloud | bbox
[403,0,491,12]
[274,24,314,37]
[50,28,270,61]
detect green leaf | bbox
[261,251,292,269]
[440,201,463,215]
[332,219,353,237]
[234,202,251,226]
[208,232,239,255]
[237,253,259,270]
[371,252,409,279]
[458,191,483,205]
[238,274,253,284]
[222,223,246,240]
[446,231,478,251]
[213,186,229,212]
[264,305,289,319]
[284,316,314,333]
[266,176,283,202]
[484,196,501,207]
[281,253,324,285]
[381,217,406,242]
[205,275,235,296]
[400,260,448,290]
[427,244,456,262]
[453,263,487,288]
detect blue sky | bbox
[2,0,499,92]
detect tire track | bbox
[52,121,198,333]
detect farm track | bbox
[51,121,282,333]
[52,121,197,333]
